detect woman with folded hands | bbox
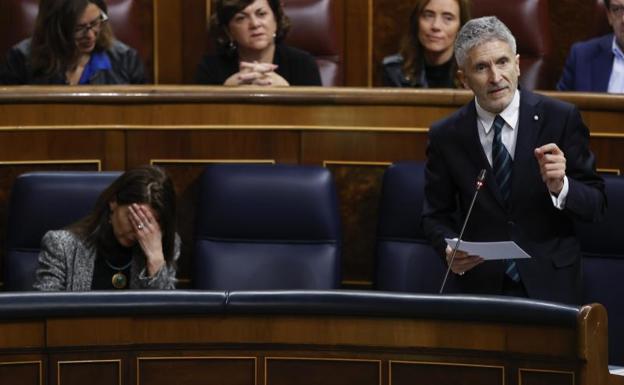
[195,0,322,86]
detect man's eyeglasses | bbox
[74,12,109,38]
[610,5,624,18]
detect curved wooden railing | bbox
[0,290,621,385]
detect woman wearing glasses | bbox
[195,0,321,86]
[0,0,145,85]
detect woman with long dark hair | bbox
[34,166,179,290]
[0,0,144,84]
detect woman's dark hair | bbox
[210,0,291,55]
[31,0,114,78]
[70,166,177,263]
[399,0,471,87]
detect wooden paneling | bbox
[0,361,41,385]
[0,302,618,385]
[181,0,210,84]
[325,162,388,286]
[265,357,381,385]
[46,318,134,347]
[520,369,575,385]
[344,0,373,86]
[390,361,504,385]
[138,357,256,385]
[133,315,578,356]
[154,1,183,84]
[372,0,415,86]
[57,360,121,385]
[0,321,45,349]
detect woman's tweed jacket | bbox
[33,229,180,291]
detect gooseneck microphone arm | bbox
[439,169,487,294]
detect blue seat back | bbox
[375,162,455,293]
[4,172,120,291]
[194,164,341,290]
[576,174,624,365]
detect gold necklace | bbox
[104,258,132,289]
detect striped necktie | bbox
[492,115,520,282]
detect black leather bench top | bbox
[0,290,579,327]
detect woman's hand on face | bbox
[223,61,289,86]
[128,203,165,277]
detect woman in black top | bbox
[381,0,470,88]
[195,0,321,86]
[0,0,145,85]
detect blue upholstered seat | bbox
[194,164,341,290]
[4,171,120,291]
[576,174,624,366]
[375,162,456,293]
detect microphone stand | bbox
[439,169,486,294]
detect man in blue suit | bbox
[557,0,624,92]
[422,17,606,305]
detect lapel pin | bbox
[533,115,539,121]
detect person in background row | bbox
[195,0,322,86]
[0,0,145,85]
[422,16,605,305]
[34,166,179,291]
[382,0,471,88]
[557,0,624,92]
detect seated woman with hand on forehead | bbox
[195,0,322,86]
[0,0,145,85]
[34,166,179,291]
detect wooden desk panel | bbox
[0,303,620,385]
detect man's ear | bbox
[515,54,521,77]
[457,69,468,89]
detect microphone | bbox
[439,169,486,294]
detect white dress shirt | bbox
[607,37,624,94]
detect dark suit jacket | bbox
[556,34,614,92]
[422,90,606,304]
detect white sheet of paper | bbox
[445,238,532,260]
[609,366,624,376]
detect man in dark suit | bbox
[557,0,624,92]
[422,16,606,305]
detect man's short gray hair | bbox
[454,16,517,68]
